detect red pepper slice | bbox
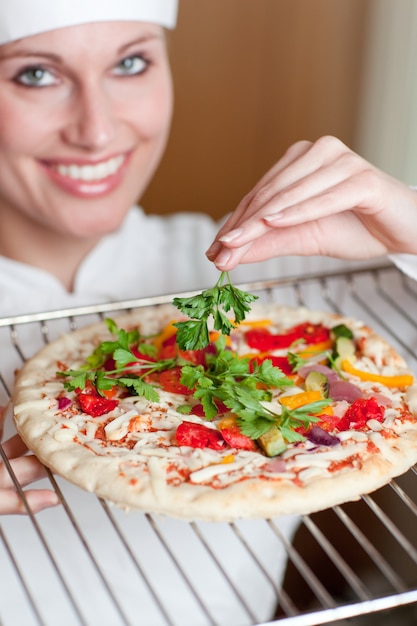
[176,421,226,450]
[78,393,118,417]
[249,355,293,375]
[245,323,330,351]
[219,425,257,451]
[336,397,384,431]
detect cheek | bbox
[132,75,174,143]
[0,98,50,157]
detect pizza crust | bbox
[13,303,417,521]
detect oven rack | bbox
[0,262,416,626]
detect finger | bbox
[213,212,387,271]
[0,488,60,515]
[0,454,47,489]
[2,433,28,459]
[262,168,381,228]
[208,139,314,248]
[213,242,253,271]
[210,137,353,253]
[214,164,379,255]
[0,402,9,441]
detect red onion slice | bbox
[329,380,362,402]
[298,363,339,382]
[57,396,72,410]
[307,426,340,446]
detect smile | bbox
[54,155,126,182]
[43,153,130,198]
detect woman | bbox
[0,3,414,623]
[0,3,300,625]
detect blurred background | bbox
[142,0,417,220]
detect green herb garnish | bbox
[58,318,174,402]
[172,271,258,350]
[176,336,324,440]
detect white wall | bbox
[357,0,417,183]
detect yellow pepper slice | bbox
[341,359,414,388]
[279,390,323,410]
[217,416,237,429]
[238,319,272,328]
[296,339,334,358]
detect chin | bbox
[58,209,129,242]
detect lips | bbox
[41,153,129,198]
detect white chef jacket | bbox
[0,206,385,317]
[0,206,412,626]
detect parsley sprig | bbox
[177,336,326,441]
[173,271,258,350]
[58,318,175,402]
[180,335,292,418]
[235,397,329,442]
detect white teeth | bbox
[55,155,125,181]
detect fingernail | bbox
[214,249,232,268]
[218,228,243,243]
[263,213,283,223]
[205,241,221,259]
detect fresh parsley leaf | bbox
[118,377,160,403]
[113,348,139,368]
[287,351,308,372]
[174,319,210,351]
[58,317,174,402]
[173,271,258,350]
[58,369,91,391]
[252,359,295,388]
[237,415,276,440]
[199,392,220,421]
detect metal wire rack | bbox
[0,262,416,626]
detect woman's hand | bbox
[206,136,417,270]
[0,434,59,515]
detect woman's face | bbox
[0,21,173,239]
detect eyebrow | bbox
[0,33,161,62]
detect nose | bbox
[61,81,117,151]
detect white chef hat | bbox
[0,0,179,46]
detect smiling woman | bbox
[0,21,174,286]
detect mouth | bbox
[42,153,130,198]
[53,154,126,182]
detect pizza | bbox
[12,300,417,522]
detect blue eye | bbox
[16,67,56,87]
[114,55,148,76]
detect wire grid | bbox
[0,263,416,626]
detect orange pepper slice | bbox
[153,321,178,351]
